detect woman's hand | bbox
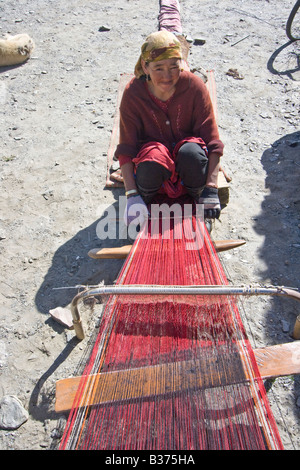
[120,161,149,226]
[198,187,221,219]
[124,195,149,227]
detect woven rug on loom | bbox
[59,198,284,450]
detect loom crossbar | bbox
[70,285,300,341]
[55,341,300,413]
[88,239,246,259]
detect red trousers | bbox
[132,137,208,200]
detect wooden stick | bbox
[293,315,300,340]
[213,239,246,252]
[55,341,300,413]
[231,34,250,47]
[88,245,132,259]
[88,239,246,260]
[253,341,300,379]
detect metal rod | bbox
[70,285,300,340]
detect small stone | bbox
[39,442,49,448]
[98,25,110,32]
[259,113,272,119]
[281,319,290,333]
[42,189,54,200]
[193,37,206,46]
[66,330,75,342]
[0,395,28,430]
[49,307,74,329]
[51,427,63,439]
[226,68,244,80]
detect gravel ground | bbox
[0,0,299,450]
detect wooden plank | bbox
[217,171,230,206]
[252,341,300,379]
[55,341,300,413]
[55,353,241,413]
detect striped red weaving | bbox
[59,198,283,450]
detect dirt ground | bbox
[0,0,299,451]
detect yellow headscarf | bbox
[134,31,182,78]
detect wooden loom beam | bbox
[88,239,246,260]
[55,341,300,413]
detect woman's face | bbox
[142,58,182,100]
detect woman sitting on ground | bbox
[114,30,224,227]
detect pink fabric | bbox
[132,137,207,199]
[118,154,133,166]
[158,0,182,33]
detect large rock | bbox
[0,395,29,430]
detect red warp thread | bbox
[60,199,283,450]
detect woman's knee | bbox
[176,142,208,186]
[136,161,171,189]
[175,143,208,197]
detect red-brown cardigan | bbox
[115,70,224,167]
